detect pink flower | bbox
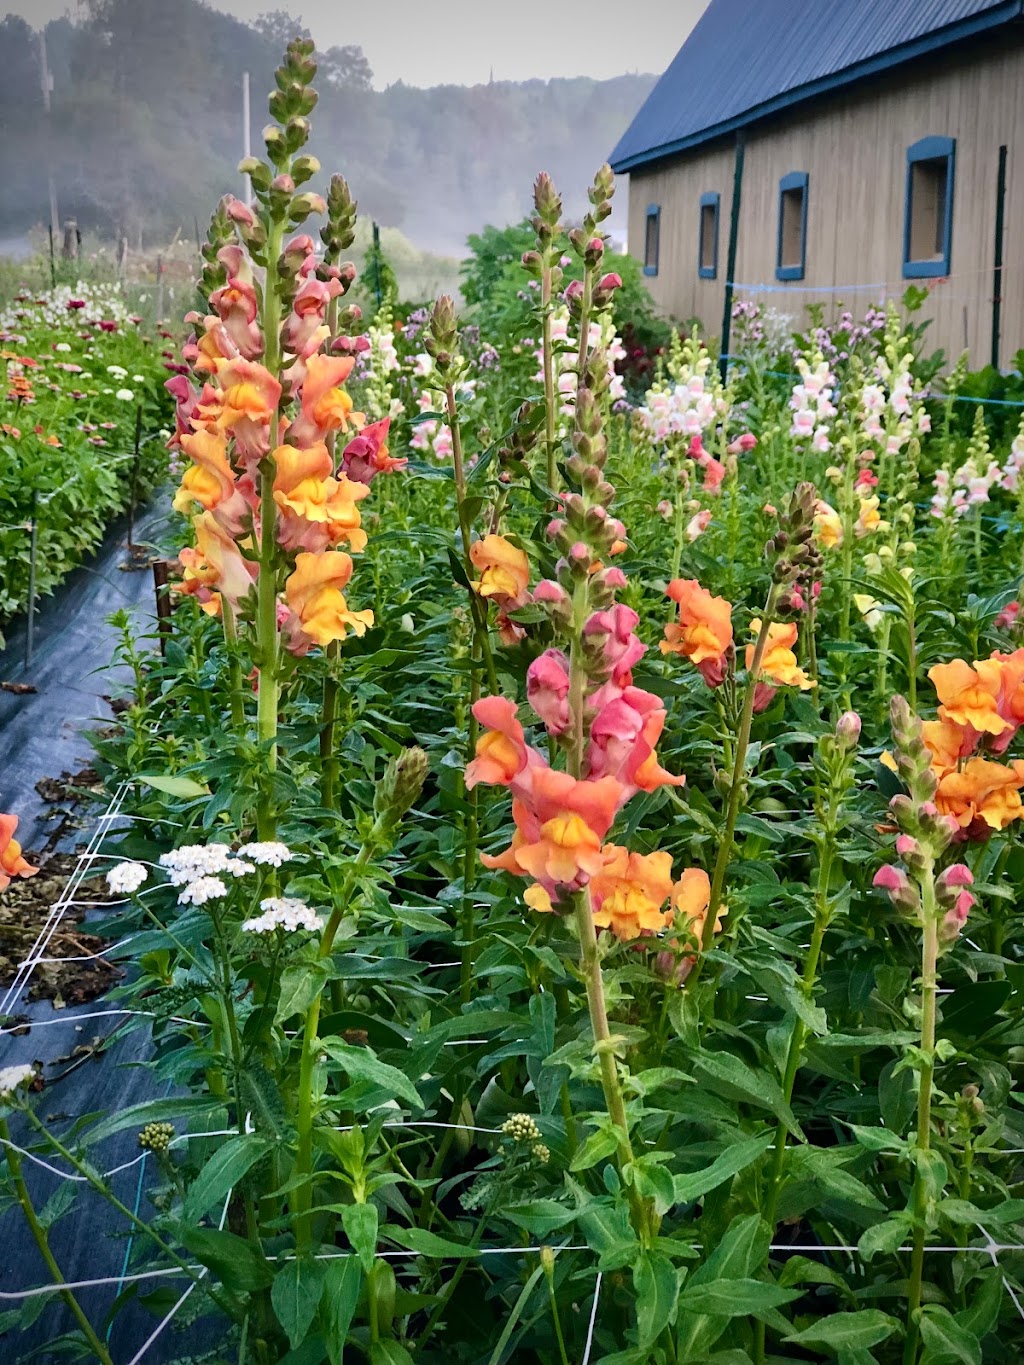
[527,649,571,736]
[727,432,757,454]
[702,458,726,493]
[583,604,646,687]
[340,418,404,484]
[996,602,1020,632]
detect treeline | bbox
[0,2,654,255]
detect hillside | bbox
[0,1,655,256]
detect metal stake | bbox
[25,493,38,672]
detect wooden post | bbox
[155,254,165,322]
[152,559,175,655]
[25,493,39,672]
[126,405,143,549]
[62,219,78,260]
[719,131,746,384]
[992,144,1007,371]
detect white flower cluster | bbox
[0,281,135,338]
[106,861,149,894]
[0,1064,36,1098]
[860,353,931,456]
[534,306,626,424]
[159,843,255,906]
[930,419,1024,520]
[237,841,293,867]
[789,355,837,452]
[242,897,324,934]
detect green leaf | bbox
[83,1096,225,1148]
[272,1257,327,1351]
[680,1280,797,1317]
[136,773,210,798]
[503,1201,575,1236]
[634,1251,679,1347]
[275,962,330,1024]
[342,1202,379,1274]
[370,1345,415,1365]
[692,1052,804,1139]
[570,1125,619,1173]
[673,1133,774,1203]
[918,1305,982,1365]
[858,1214,913,1261]
[320,1040,423,1110]
[321,1259,362,1365]
[954,1270,1002,1341]
[786,1309,901,1352]
[386,1227,478,1259]
[176,1225,273,1292]
[183,1133,272,1223]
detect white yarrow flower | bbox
[160,844,256,886]
[242,897,323,934]
[237,841,293,867]
[178,876,228,906]
[106,861,148,894]
[0,1065,36,1098]
[115,388,135,402]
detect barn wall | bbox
[624,35,1024,367]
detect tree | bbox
[253,10,312,50]
[319,44,372,91]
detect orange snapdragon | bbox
[0,814,38,892]
[282,551,373,650]
[661,578,733,686]
[935,757,1024,834]
[272,442,369,554]
[470,535,529,604]
[177,511,258,617]
[928,658,1008,737]
[746,620,814,690]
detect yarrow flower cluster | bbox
[0,1064,37,1098]
[242,897,324,934]
[159,844,256,886]
[237,841,293,867]
[106,861,149,894]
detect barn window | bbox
[644,203,660,276]
[698,192,719,279]
[903,136,955,278]
[776,172,808,281]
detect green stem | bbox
[20,1109,239,1321]
[904,875,940,1365]
[460,669,481,1005]
[686,582,782,995]
[293,837,378,1252]
[320,641,341,811]
[255,214,285,841]
[446,381,499,696]
[542,263,557,494]
[1,1118,114,1365]
[221,599,246,734]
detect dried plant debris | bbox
[0,853,122,1005]
[35,768,103,804]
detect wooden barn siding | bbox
[626,38,1024,366]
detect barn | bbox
[610,0,1024,367]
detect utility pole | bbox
[242,71,252,207]
[38,28,60,244]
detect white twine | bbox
[581,1270,603,1365]
[125,1187,232,1365]
[0,783,131,1017]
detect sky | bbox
[2,0,709,87]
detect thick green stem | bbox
[686,582,782,994]
[542,265,557,493]
[293,838,377,1252]
[255,215,285,840]
[1,1118,114,1365]
[904,874,940,1365]
[460,670,481,1005]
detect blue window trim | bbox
[698,191,720,279]
[902,135,955,279]
[644,202,660,276]
[775,171,808,282]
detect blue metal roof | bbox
[610,0,1023,172]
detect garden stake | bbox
[24,490,38,672]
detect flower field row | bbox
[0,282,171,644]
[3,40,1024,1365]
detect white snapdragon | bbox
[106,861,149,894]
[242,897,324,934]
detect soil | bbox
[0,851,123,1009]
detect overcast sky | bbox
[2,0,708,86]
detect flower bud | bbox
[374,747,430,826]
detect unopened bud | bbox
[374,747,429,825]
[836,710,861,750]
